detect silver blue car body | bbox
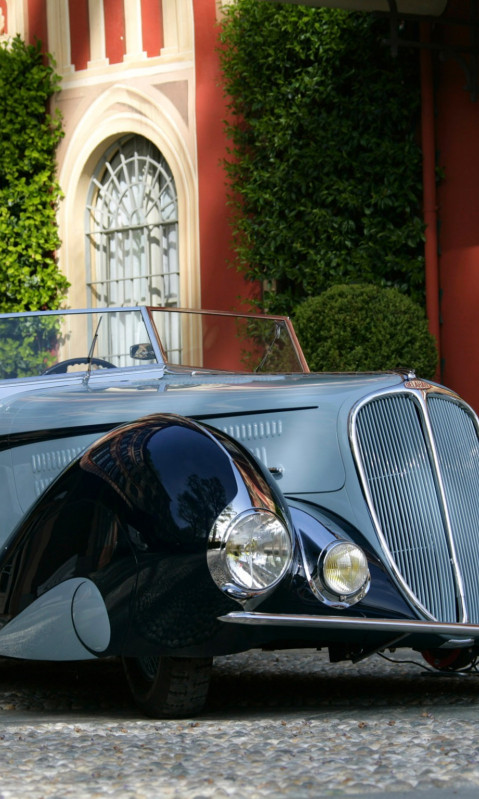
[0,305,478,716]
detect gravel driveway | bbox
[0,649,478,798]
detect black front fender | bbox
[285,500,415,619]
[0,414,290,660]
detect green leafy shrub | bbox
[0,316,61,378]
[0,36,68,313]
[293,284,438,378]
[219,2,424,314]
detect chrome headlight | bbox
[319,541,370,602]
[208,506,293,599]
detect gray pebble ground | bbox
[0,649,478,798]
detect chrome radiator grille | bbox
[353,389,479,623]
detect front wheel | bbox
[122,655,213,718]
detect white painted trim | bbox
[58,84,200,312]
[47,0,74,75]
[123,0,147,61]
[6,0,26,37]
[87,0,109,68]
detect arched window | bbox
[85,135,179,309]
[85,135,180,364]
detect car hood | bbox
[0,370,406,497]
[0,370,405,437]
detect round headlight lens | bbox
[321,542,369,597]
[224,509,292,591]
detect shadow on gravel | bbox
[205,650,479,716]
[0,649,478,718]
[0,657,131,716]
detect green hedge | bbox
[219,2,424,314]
[0,36,68,312]
[293,285,438,378]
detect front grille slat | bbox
[354,392,459,622]
[383,398,440,604]
[428,397,479,623]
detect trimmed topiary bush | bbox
[293,284,438,378]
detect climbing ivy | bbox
[0,36,68,312]
[219,2,424,314]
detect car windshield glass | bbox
[148,309,306,373]
[0,309,158,380]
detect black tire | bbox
[122,655,212,718]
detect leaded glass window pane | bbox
[85,135,180,364]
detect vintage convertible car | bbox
[0,305,478,717]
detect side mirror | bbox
[130,343,155,361]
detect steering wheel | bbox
[43,357,116,375]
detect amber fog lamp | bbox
[321,542,369,598]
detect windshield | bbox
[148,309,306,373]
[0,307,307,380]
[0,309,158,380]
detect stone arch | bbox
[57,84,199,310]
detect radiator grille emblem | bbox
[404,379,432,390]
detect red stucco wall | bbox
[193,0,257,312]
[141,0,164,57]
[103,0,125,64]
[68,0,90,70]
[27,0,48,46]
[436,0,479,411]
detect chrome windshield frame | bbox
[145,305,310,374]
[0,306,309,377]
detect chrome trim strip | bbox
[0,305,148,319]
[218,611,479,640]
[349,384,468,622]
[416,390,467,621]
[139,306,166,366]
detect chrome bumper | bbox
[218,611,479,642]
